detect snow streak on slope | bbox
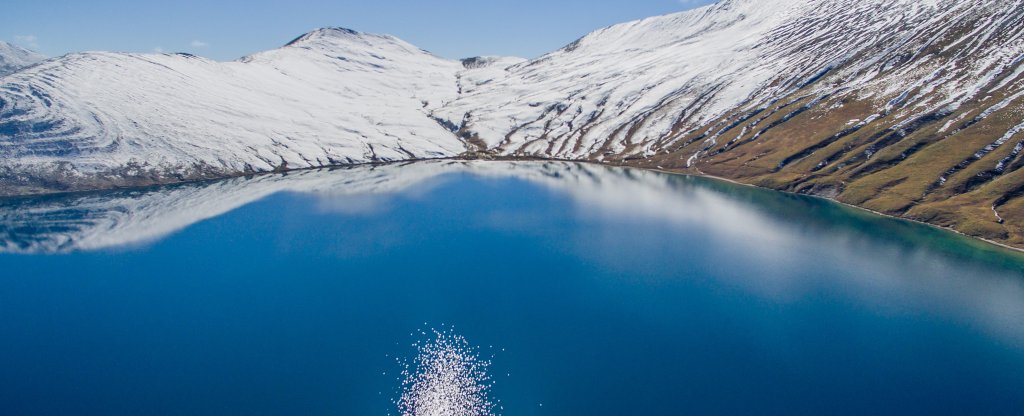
[437,0,808,157]
[0,42,45,76]
[438,0,1024,162]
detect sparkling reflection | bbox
[396,328,497,416]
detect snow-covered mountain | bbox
[0,29,520,194]
[1,0,1023,247]
[0,41,45,76]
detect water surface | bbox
[1,161,1022,415]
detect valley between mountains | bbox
[2,0,1024,249]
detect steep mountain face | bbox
[1,0,1023,248]
[0,41,45,76]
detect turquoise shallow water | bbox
[1,161,1023,415]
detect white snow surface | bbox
[0,29,481,176]
[1,0,1023,185]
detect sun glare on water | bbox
[396,328,498,416]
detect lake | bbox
[1,161,1023,415]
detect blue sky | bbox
[5,0,715,61]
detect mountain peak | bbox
[283,27,397,48]
[0,41,46,76]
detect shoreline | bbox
[638,164,1024,257]
[2,155,1023,256]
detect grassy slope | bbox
[622,70,1024,250]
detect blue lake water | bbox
[1,161,1023,415]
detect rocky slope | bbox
[1,0,1023,248]
[0,41,45,76]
